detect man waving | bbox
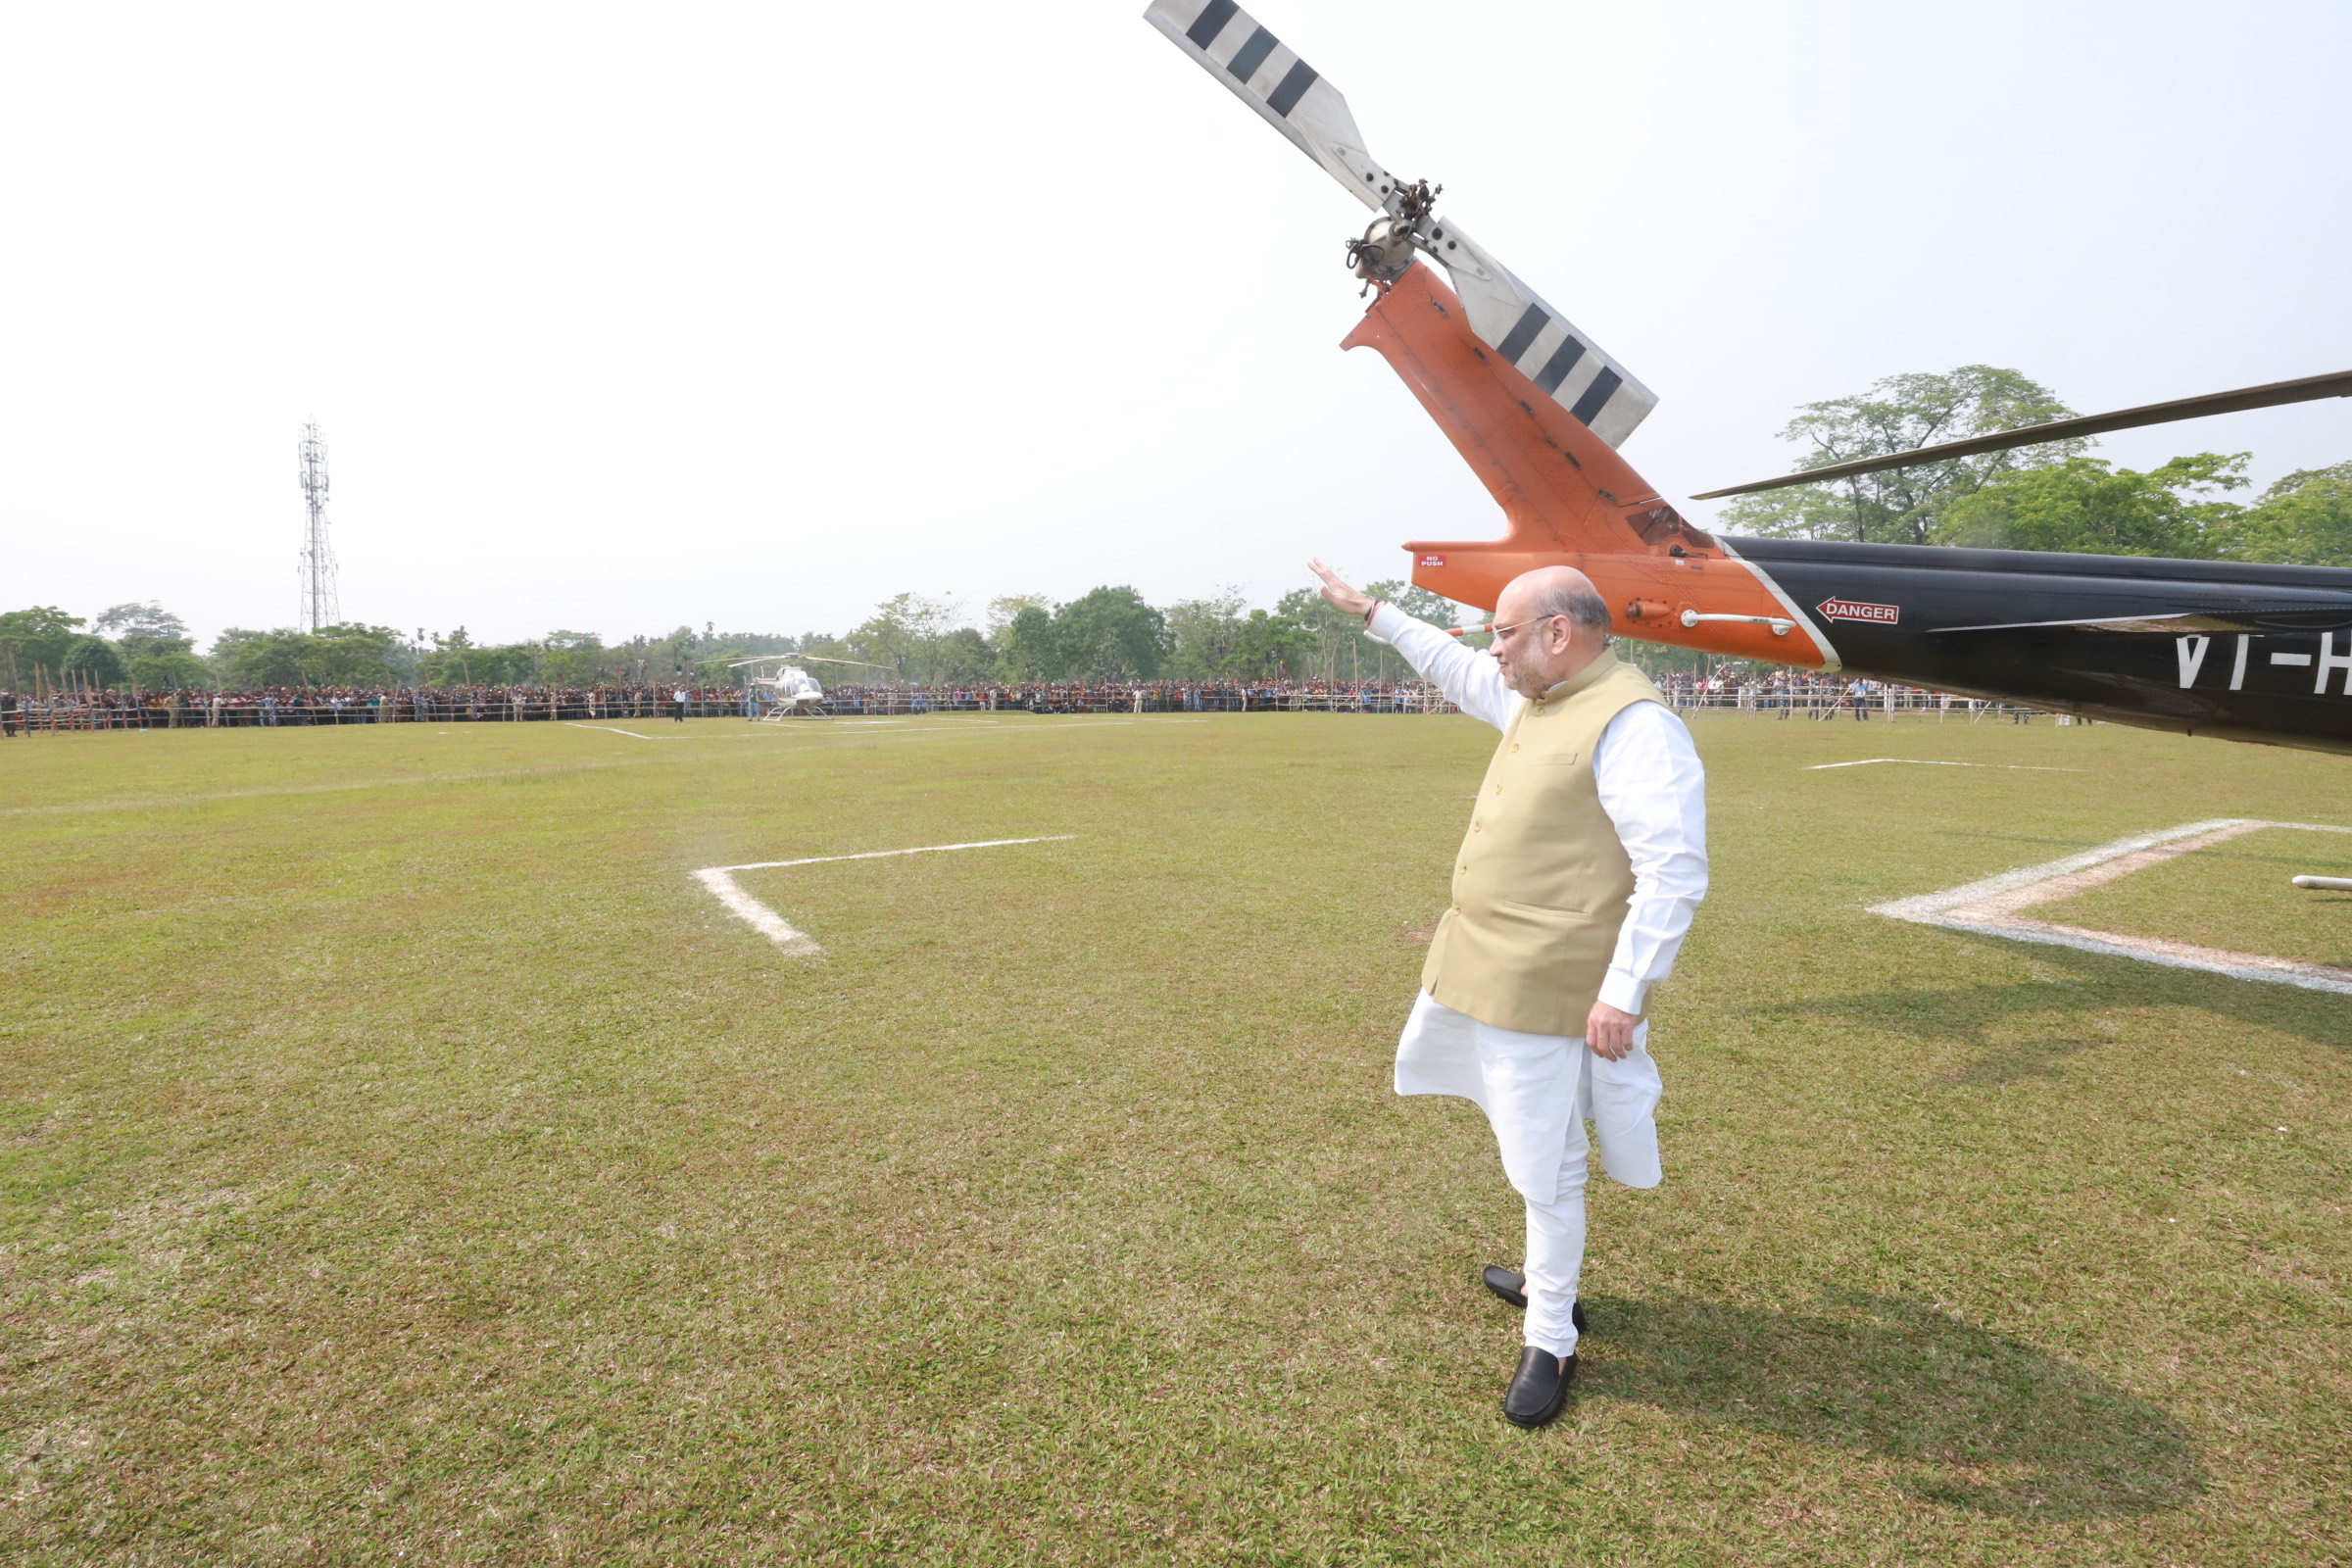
[1312,560,1708,1430]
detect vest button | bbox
[1510,742,1519,752]
[1492,785,1501,795]
[1458,863,1468,873]
[1472,821,1482,832]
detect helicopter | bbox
[1144,0,2352,757]
[721,654,895,719]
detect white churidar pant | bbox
[1395,992,1664,1355]
[1524,1105,1592,1357]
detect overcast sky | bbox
[6,0,2347,649]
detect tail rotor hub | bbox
[1346,178,1441,290]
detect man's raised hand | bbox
[1310,559,1374,619]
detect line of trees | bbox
[1718,365,2351,563]
[0,581,1480,695]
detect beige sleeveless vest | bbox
[1421,651,1665,1036]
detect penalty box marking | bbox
[693,836,1078,956]
[1874,817,2352,995]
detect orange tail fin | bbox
[1344,265,1837,670]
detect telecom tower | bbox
[297,422,338,632]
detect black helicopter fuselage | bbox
[1726,536,2352,756]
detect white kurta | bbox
[1369,605,1708,1202]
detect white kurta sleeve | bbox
[1590,700,1708,1015]
[1364,603,1515,730]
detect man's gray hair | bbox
[1530,577,1612,636]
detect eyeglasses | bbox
[1488,612,1566,643]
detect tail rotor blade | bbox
[1432,222,1659,448]
[1144,0,1398,212]
[1145,1,1660,448]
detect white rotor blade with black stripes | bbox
[1144,0,1659,447]
[1144,0,1399,211]
[1434,224,1658,447]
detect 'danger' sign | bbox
[1817,597,1900,624]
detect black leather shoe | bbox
[1502,1347,1577,1429]
[1480,1268,1590,1336]
[1481,1264,1529,1308]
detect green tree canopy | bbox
[1720,367,2086,545]
[213,629,294,687]
[1935,453,2249,558]
[985,594,1053,639]
[1051,586,1168,680]
[537,630,608,687]
[309,624,408,686]
[0,607,84,683]
[1221,608,1313,680]
[998,605,1059,681]
[2223,461,2352,567]
[843,593,970,683]
[130,651,213,690]
[218,624,406,688]
[414,628,534,686]
[1275,585,1379,682]
[456,644,538,686]
[61,635,128,686]
[417,627,478,686]
[929,626,997,684]
[93,602,193,657]
[1162,589,1249,679]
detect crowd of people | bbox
[0,670,2061,735]
[0,679,1467,730]
[1,684,748,731]
[1647,670,2071,722]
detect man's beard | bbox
[1499,660,1551,700]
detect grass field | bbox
[3,709,2347,1565]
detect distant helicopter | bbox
[1145,1,2352,756]
[722,655,894,719]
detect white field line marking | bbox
[565,723,661,739]
[568,728,778,741]
[693,835,1078,956]
[1806,758,2082,771]
[1873,818,2352,995]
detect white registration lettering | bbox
[2320,632,2352,696]
[2272,652,2314,667]
[2175,635,2211,689]
[2230,634,2251,691]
